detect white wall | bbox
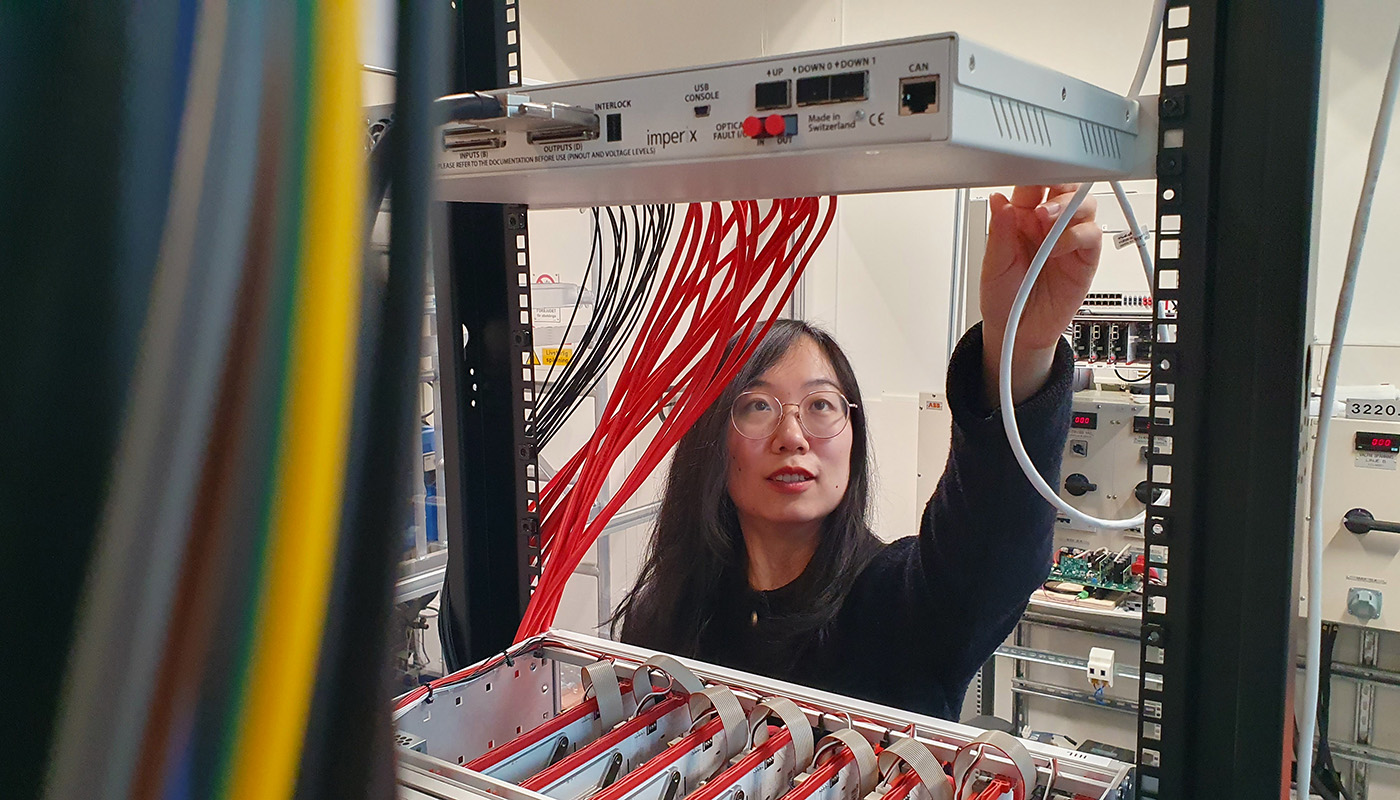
[1315,0,1400,347]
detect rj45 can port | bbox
[899,75,939,115]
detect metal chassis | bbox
[395,630,1135,799]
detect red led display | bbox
[1355,432,1400,453]
[1071,412,1099,430]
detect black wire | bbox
[1312,623,1355,800]
[433,91,504,123]
[1114,367,1150,383]
[532,203,673,447]
[295,0,445,797]
[533,209,601,404]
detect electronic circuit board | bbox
[1048,547,1142,593]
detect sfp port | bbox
[443,125,507,152]
[795,75,830,106]
[796,71,868,106]
[754,80,791,111]
[829,70,868,102]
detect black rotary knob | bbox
[1064,473,1097,497]
[1135,480,1163,504]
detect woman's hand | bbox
[980,184,1102,405]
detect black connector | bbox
[754,80,790,111]
[606,113,622,142]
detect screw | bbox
[969,55,976,71]
[1152,522,1165,535]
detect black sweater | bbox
[625,324,1073,721]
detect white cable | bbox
[1109,0,1168,290]
[998,1,1164,531]
[1000,183,1145,531]
[1297,22,1400,800]
[1110,180,1154,285]
[1127,0,1169,100]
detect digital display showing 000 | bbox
[1071,412,1098,430]
[1355,432,1400,453]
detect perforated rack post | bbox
[435,0,541,669]
[1138,1,1321,797]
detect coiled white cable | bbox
[1297,22,1400,800]
[997,0,1164,532]
[999,184,1147,531]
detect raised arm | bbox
[914,185,1100,703]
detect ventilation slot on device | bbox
[989,96,1052,147]
[1079,120,1122,159]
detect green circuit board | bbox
[1048,550,1142,593]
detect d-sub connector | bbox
[526,125,600,146]
[443,125,507,152]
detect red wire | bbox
[952,741,1027,800]
[522,198,832,635]
[517,197,837,638]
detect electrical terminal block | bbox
[1087,647,1115,692]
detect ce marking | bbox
[868,112,886,126]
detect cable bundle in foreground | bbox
[33,0,441,797]
[517,197,837,640]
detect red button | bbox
[742,116,764,138]
[764,114,786,136]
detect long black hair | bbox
[612,319,882,660]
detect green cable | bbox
[202,1,315,795]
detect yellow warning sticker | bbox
[540,346,573,366]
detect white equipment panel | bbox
[1056,390,1154,539]
[1309,417,1400,630]
[436,34,1155,207]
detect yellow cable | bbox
[225,1,363,797]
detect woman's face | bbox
[726,337,855,535]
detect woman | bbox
[615,185,1102,720]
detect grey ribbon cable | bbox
[581,661,625,732]
[950,731,1035,800]
[746,696,815,771]
[812,729,879,796]
[877,737,953,800]
[630,654,705,707]
[688,686,748,764]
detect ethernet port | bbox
[899,75,940,115]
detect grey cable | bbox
[44,1,262,796]
[1298,21,1400,800]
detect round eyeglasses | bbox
[730,390,858,440]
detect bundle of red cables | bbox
[516,196,837,640]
